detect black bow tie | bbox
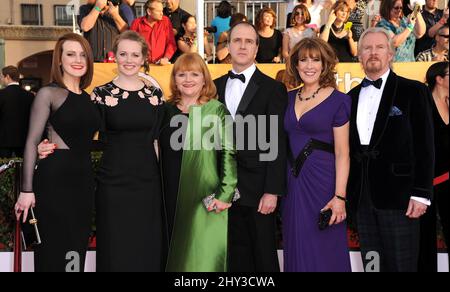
[228,71,246,83]
[361,78,383,89]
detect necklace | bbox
[298,86,322,102]
[332,23,344,34]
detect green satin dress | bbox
[166,99,237,272]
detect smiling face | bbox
[174,70,205,99]
[390,0,403,20]
[115,39,145,77]
[293,8,307,25]
[296,50,323,87]
[335,7,350,23]
[60,40,88,80]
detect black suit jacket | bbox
[214,68,288,207]
[347,71,435,211]
[0,85,34,148]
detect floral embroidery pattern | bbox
[92,82,163,107]
[105,95,119,107]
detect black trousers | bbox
[228,204,280,272]
[356,181,420,272]
[418,180,449,272]
[0,147,24,158]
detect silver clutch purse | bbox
[202,188,241,210]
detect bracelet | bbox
[94,6,102,12]
[335,195,347,202]
[407,23,414,32]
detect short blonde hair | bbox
[168,53,217,105]
[332,1,351,23]
[357,27,395,68]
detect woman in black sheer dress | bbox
[15,33,100,272]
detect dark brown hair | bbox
[1,66,20,82]
[51,33,94,90]
[255,7,277,31]
[379,0,403,21]
[287,37,338,89]
[291,4,311,26]
[113,30,150,74]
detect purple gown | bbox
[282,89,352,272]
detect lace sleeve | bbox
[21,87,53,193]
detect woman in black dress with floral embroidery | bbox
[91,31,165,272]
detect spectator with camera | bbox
[415,0,449,56]
[78,0,134,62]
[376,0,426,62]
[131,0,177,65]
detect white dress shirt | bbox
[225,64,257,119]
[357,69,430,206]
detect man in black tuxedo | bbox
[214,22,288,272]
[347,27,435,272]
[0,66,34,158]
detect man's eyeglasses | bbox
[438,34,449,39]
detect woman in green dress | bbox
[160,52,238,272]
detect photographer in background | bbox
[78,0,135,62]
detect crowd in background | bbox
[75,0,448,65]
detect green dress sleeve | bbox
[214,104,237,203]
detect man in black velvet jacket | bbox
[347,27,435,272]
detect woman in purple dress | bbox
[283,37,351,272]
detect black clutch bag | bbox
[318,209,332,231]
[21,207,42,250]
